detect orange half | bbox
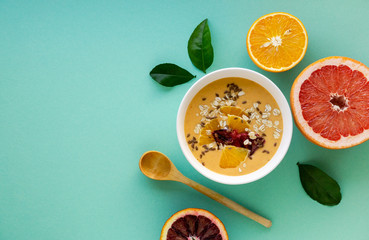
[160,208,228,240]
[247,12,308,72]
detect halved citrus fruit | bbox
[227,115,250,133]
[219,145,248,168]
[160,208,228,240]
[199,119,220,146]
[291,56,369,149]
[247,12,308,72]
[220,106,245,117]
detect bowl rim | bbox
[176,67,292,185]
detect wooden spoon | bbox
[139,150,272,228]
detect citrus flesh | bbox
[198,114,263,168]
[219,145,249,168]
[226,115,250,133]
[291,56,369,149]
[219,106,245,117]
[247,12,308,72]
[197,109,265,169]
[198,119,220,146]
[160,208,228,240]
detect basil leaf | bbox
[188,19,214,73]
[150,63,196,87]
[297,162,342,206]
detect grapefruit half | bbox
[160,208,228,240]
[291,56,369,149]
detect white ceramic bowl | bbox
[177,68,293,185]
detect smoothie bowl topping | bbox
[184,78,283,177]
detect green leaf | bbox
[297,162,342,206]
[150,63,196,87]
[188,19,214,73]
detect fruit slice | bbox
[219,145,248,168]
[291,56,369,149]
[160,208,228,240]
[220,106,245,117]
[227,115,250,133]
[247,12,308,72]
[199,118,220,146]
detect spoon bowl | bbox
[139,151,173,180]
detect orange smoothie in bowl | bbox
[184,77,283,176]
[177,68,292,185]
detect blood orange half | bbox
[160,208,228,240]
[291,56,369,149]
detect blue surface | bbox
[1,0,369,239]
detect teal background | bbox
[1,0,369,239]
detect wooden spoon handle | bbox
[181,176,272,228]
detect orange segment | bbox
[247,12,308,72]
[219,146,248,168]
[227,115,250,132]
[199,118,220,145]
[220,106,245,117]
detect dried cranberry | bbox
[212,129,265,156]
